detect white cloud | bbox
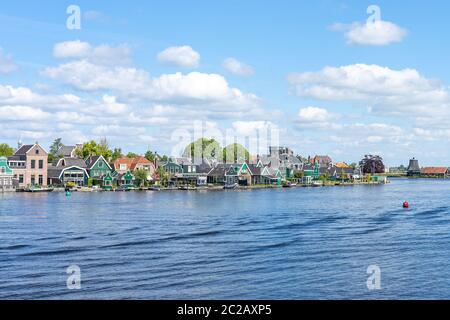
[53,40,92,59]
[53,41,131,65]
[222,58,254,76]
[157,45,200,68]
[288,64,450,123]
[0,48,18,74]
[42,60,260,108]
[331,20,407,46]
[298,106,331,122]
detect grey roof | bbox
[85,156,100,170]
[248,165,262,175]
[14,145,34,155]
[47,166,64,179]
[58,146,76,157]
[56,157,87,168]
[208,164,229,176]
[8,155,25,161]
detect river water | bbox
[1,178,450,299]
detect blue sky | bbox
[1,0,450,166]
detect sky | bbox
[1,0,449,166]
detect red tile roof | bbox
[113,156,153,171]
[421,167,449,175]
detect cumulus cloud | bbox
[222,58,254,76]
[0,48,18,74]
[288,64,450,121]
[331,20,407,46]
[42,60,260,108]
[53,40,131,65]
[298,106,331,122]
[157,45,200,68]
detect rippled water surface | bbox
[1,179,450,299]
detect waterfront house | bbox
[85,155,113,188]
[225,163,253,186]
[0,156,15,192]
[421,167,450,178]
[8,143,48,188]
[303,162,320,179]
[113,156,156,181]
[47,157,89,186]
[158,160,183,175]
[116,170,135,188]
[176,159,211,186]
[86,155,112,178]
[207,164,228,184]
[102,171,114,190]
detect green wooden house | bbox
[0,156,14,192]
[86,156,112,178]
[102,171,114,190]
[116,170,136,189]
[159,161,183,175]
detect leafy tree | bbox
[294,171,304,179]
[160,155,169,162]
[48,138,64,163]
[0,143,14,157]
[222,143,250,163]
[111,148,123,161]
[127,152,139,158]
[183,138,222,162]
[134,168,148,187]
[359,155,385,174]
[145,150,156,162]
[75,140,112,160]
[156,166,169,186]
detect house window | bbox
[39,160,43,169]
[120,164,127,171]
[99,161,103,168]
[31,175,35,185]
[192,166,196,173]
[0,167,4,173]
[38,175,43,185]
[188,166,192,173]
[35,149,39,155]
[31,160,36,169]
[19,175,24,183]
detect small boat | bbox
[148,185,161,191]
[282,181,298,188]
[224,183,238,190]
[312,181,323,187]
[179,185,197,191]
[24,186,54,193]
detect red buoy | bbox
[403,201,409,208]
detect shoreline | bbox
[11,180,388,194]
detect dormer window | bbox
[35,149,39,155]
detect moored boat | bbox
[23,186,54,193]
[223,183,238,190]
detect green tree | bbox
[75,140,112,160]
[127,152,139,158]
[294,171,304,179]
[111,148,123,161]
[0,143,14,157]
[183,138,222,161]
[156,166,169,186]
[134,168,148,187]
[48,138,64,163]
[145,150,156,162]
[222,143,250,163]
